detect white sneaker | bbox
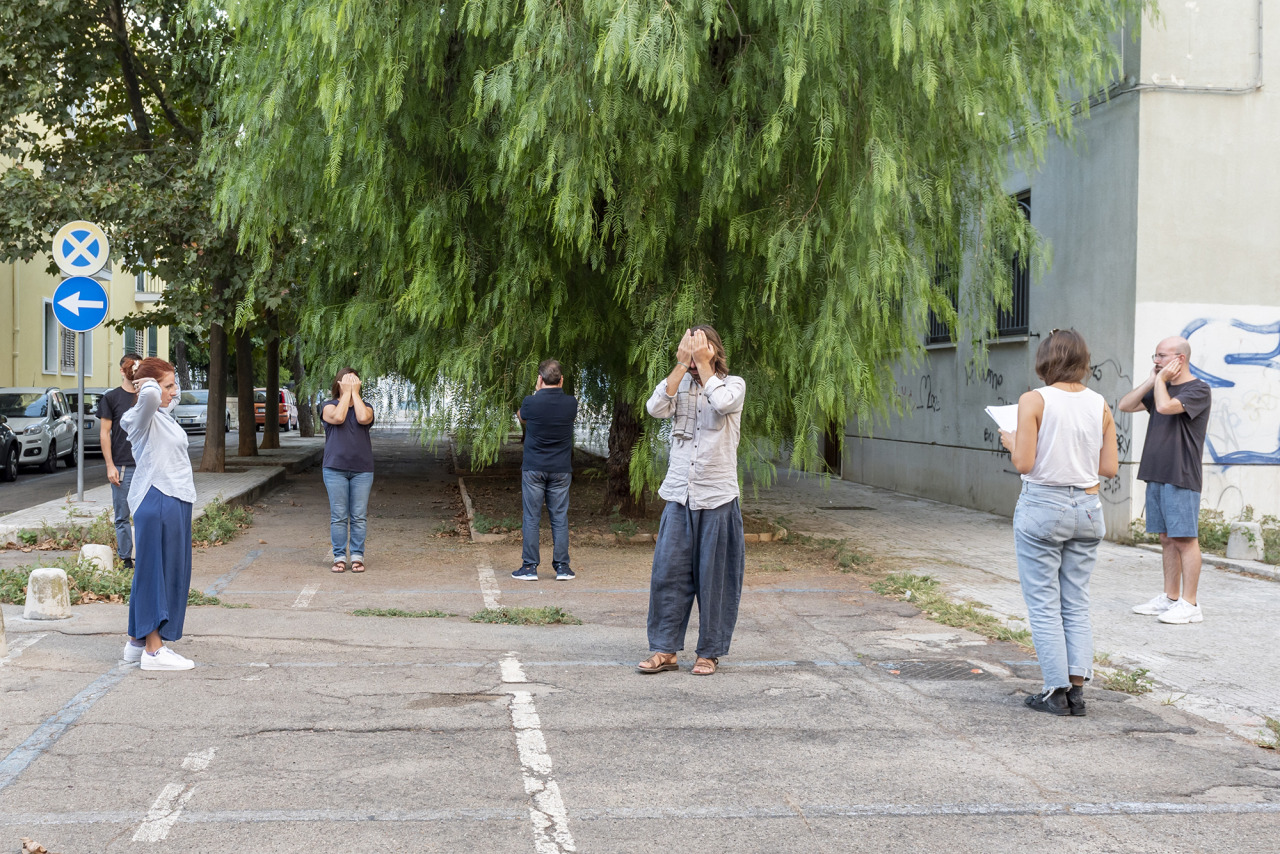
[140,646,195,671]
[122,641,145,663]
[1157,599,1203,624]
[1132,594,1177,616]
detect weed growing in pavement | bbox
[470,513,518,534]
[609,513,639,537]
[0,556,132,605]
[351,608,455,618]
[192,500,254,547]
[1258,717,1280,750]
[871,573,1034,649]
[834,543,871,570]
[470,606,582,626]
[10,510,115,551]
[187,590,222,606]
[431,521,458,537]
[17,530,38,546]
[220,601,253,608]
[1161,693,1187,706]
[1100,667,1153,695]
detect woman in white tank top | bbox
[999,330,1119,717]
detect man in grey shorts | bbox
[1119,336,1212,624]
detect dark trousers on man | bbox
[521,470,571,572]
[647,499,745,658]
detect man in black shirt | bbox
[97,353,142,568]
[513,359,578,581]
[1119,336,1212,624]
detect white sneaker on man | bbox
[1132,594,1178,616]
[121,641,145,664]
[140,646,195,671]
[1157,599,1203,624]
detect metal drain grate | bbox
[876,660,998,681]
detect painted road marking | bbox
[204,549,263,596]
[181,747,217,772]
[502,653,576,853]
[292,585,319,609]
[133,747,217,841]
[0,633,47,664]
[477,550,501,609]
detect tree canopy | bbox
[209,0,1148,499]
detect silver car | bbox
[0,387,78,472]
[172,388,228,434]
[65,388,110,455]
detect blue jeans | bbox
[1013,482,1105,691]
[110,466,134,561]
[323,468,373,561]
[521,471,571,571]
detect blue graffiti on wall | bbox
[1181,318,1280,465]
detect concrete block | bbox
[24,568,72,620]
[1227,522,1264,561]
[80,544,115,574]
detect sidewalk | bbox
[0,436,323,546]
[742,469,1280,735]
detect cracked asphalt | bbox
[2,430,1279,853]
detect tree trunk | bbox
[173,335,191,391]
[235,328,258,457]
[605,398,644,516]
[293,336,316,437]
[261,318,280,450]
[198,298,228,473]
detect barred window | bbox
[925,261,959,345]
[60,326,76,373]
[997,192,1032,338]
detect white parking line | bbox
[477,550,501,609]
[291,585,319,609]
[0,633,47,665]
[502,654,576,853]
[133,748,216,842]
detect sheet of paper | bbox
[984,404,1019,434]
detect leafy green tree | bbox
[210,0,1146,508]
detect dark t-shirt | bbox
[96,386,137,467]
[321,399,375,472]
[1138,379,1212,492]
[520,388,577,473]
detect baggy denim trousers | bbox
[647,499,745,659]
[322,468,373,560]
[521,470,571,571]
[1013,482,1105,691]
[110,465,134,560]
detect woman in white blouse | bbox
[119,357,198,671]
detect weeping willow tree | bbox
[207,0,1147,509]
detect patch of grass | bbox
[220,601,253,609]
[1100,667,1153,695]
[834,543,871,571]
[469,606,582,626]
[609,515,639,537]
[431,521,459,537]
[871,573,1033,649]
[10,510,116,551]
[1257,717,1280,750]
[192,500,254,547]
[186,590,222,606]
[0,556,132,605]
[1197,510,1232,553]
[470,512,517,534]
[351,608,455,618]
[17,529,38,546]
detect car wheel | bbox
[0,444,17,482]
[225,416,230,433]
[39,441,56,474]
[67,439,79,467]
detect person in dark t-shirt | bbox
[1119,336,1212,625]
[97,353,142,567]
[512,359,577,581]
[321,368,375,573]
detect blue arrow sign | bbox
[53,276,110,332]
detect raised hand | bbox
[676,329,694,366]
[691,330,715,371]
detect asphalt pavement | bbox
[1,431,1278,853]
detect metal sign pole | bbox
[77,331,86,501]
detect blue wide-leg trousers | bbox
[128,487,193,642]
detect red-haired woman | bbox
[119,357,197,671]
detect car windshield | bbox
[0,393,47,418]
[66,393,104,410]
[179,390,209,406]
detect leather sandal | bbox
[692,657,719,676]
[636,652,679,674]
[331,560,347,573]
[350,559,365,573]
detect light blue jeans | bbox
[323,468,373,561]
[1013,482,1105,691]
[110,466,134,561]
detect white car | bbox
[0,387,78,472]
[172,389,229,434]
[65,388,110,456]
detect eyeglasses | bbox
[1151,353,1178,362]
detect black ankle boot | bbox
[1066,685,1086,716]
[1025,687,1071,716]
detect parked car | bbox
[0,415,19,482]
[64,388,110,455]
[0,387,78,472]
[172,389,230,434]
[254,388,299,431]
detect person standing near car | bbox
[322,369,375,573]
[97,353,142,569]
[512,359,578,582]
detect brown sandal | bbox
[692,657,719,676]
[350,559,365,573]
[636,652,679,674]
[331,560,347,573]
